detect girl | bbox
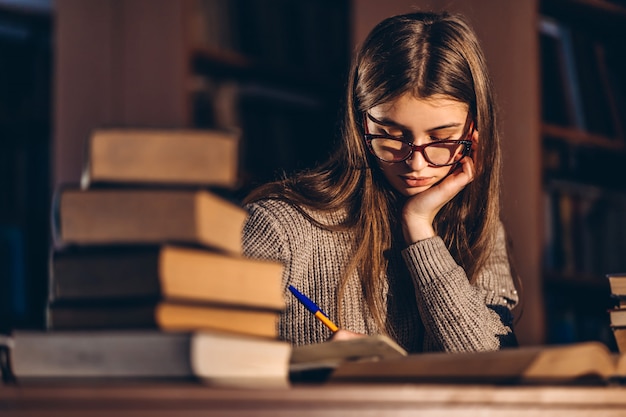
[242,11,519,353]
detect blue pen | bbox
[288,285,339,332]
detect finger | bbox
[329,329,366,341]
[447,156,474,185]
[461,156,475,182]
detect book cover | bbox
[55,188,246,254]
[46,301,280,339]
[49,245,284,310]
[81,128,240,189]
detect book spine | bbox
[543,180,626,277]
[11,332,193,378]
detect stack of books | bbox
[607,273,626,353]
[7,128,291,387]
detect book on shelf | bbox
[538,16,584,129]
[603,42,626,143]
[80,128,241,189]
[330,341,626,385]
[188,0,239,54]
[538,15,625,140]
[592,42,625,141]
[49,244,284,310]
[569,30,621,139]
[187,0,348,79]
[45,301,280,339]
[3,330,291,388]
[542,182,626,277]
[54,187,246,254]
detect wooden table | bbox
[2,382,626,416]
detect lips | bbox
[401,176,434,187]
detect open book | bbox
[289,335,407,382]
[290,334,407,372]
[330,341,626,385]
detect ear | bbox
[471,127,479,143]
[470,128,479,155]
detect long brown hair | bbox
[244,12,504,333]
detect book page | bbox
[330,342,616,384]
[289,334,407,372]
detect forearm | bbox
[402,236,517,352]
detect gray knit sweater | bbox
[242,198,518,353]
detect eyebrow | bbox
[366,113,464,132]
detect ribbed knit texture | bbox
[242,198,518,353]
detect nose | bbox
[405,147,429,170]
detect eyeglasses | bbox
[363,114,474,166]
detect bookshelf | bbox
[54,0,350,199]
[538,0,626,348]
[186,0,350,197]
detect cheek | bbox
[440,165,455,177]
[376,161,400,178]
[377,161,454,176]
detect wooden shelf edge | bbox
[188,46,342,99]
[542,124,625,150]
[189,46,252,70]
[568,0,626,16]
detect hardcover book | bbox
[46,301,280,339]
[49,245,284,310]
[5,330,290,387]
[55,188,246,254]
[81,128,240,189]
[608,273,626,297]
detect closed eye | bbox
[384,132,406,140]
[428,135,453,142]
[372,129,406,140]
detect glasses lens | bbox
[370,138,411,162]
[424,141,466,166]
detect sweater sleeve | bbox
[401,221,519,352]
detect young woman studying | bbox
[241,11,519,353]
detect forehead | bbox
[368,94,468,125]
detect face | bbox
[365,93,471,197]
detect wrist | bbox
[402,220,436,244]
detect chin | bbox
[396,184,431,197]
